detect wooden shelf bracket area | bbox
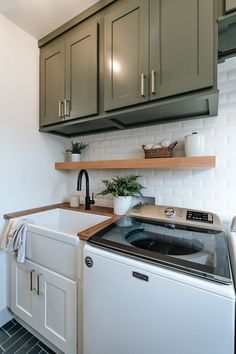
[55,156,216,170]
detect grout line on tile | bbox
[26,342,40,354]
[14,334,35,354]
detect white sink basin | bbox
[13,208,111,279]
[24,208,110,236]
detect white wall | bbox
[0,14,68,323]
[68,56,236,227]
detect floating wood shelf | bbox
[55,156,216,170]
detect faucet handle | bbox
[90,192,95,205]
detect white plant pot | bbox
[71,153,81,162]
[113,196,132,215]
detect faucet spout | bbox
[77,169,95,210]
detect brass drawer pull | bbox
[58,100,64,119]
[141,73,145,97]
[151,69,156,95]
[64,99,70,117]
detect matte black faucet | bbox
[77,169,95,210]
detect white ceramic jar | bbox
[184,132,205,156]
[70,195,80,208]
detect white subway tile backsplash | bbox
[192,189,214,200]
[138,135,156,145]
[146,176,164,187]
[227,91,236,103]
[203,178,227,190]
[203,199,227,213]
[218,78,236,94]
[163,122,182,132]
[67,56,236,225]
[218,102,236,114]
[227,113,236,124]
[154,187,172,196]
[227,68,236,80]
[219,93,227,104]
[181,198,204,210]
[181,118,203,130]
[218,70,227,83]
[163,196,182,206]
[163,178,182,188]
[173,188,192,198]
[145,125,163,134]
[154,170,173,179]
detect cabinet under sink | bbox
[9,207,110,354]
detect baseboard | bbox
[0,307,13,327]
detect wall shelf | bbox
[55,156,216,170]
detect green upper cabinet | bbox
[40,42,65,126]
[218,0,236,61]
[65,23,98,120]
[40,22,98,126]
[39,0,217,137]
[104,0,149,111]
[151,0,214,100]
[104,0,214,111]
[225,0,236,13]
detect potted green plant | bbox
[70,141,89,162]
[98,175,144,215]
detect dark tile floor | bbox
[0,319,56,354]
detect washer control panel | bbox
[128,204,221,230]
[186,210,213,224]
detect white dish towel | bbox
[1,219,30,263]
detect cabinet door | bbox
[150,0,214,100]
[40,42,65,126]
[10,256,36,328]
[65,23,98,120]
[35,265,77,354]
[104,0,149,111]
[226,0,236,12]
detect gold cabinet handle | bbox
[151,70,156,95]
[141,73,145,97]
[58,101,64,119]
[64,99,70,117]
[36,273,43,296]
[29,270,36,291]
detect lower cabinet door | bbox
[34,264,77,354]
[10,256,77,354]
[10,256,37,328]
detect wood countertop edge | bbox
[3,203,118,241]
[3,203,63,220]
[78,215,120,241]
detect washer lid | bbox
[88,216,231,284]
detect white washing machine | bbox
[228,217,236,284]
[83,205,235,354]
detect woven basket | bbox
[142,141,178,158]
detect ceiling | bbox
[0,0,99,39]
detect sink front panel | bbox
[25,227,79,279]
